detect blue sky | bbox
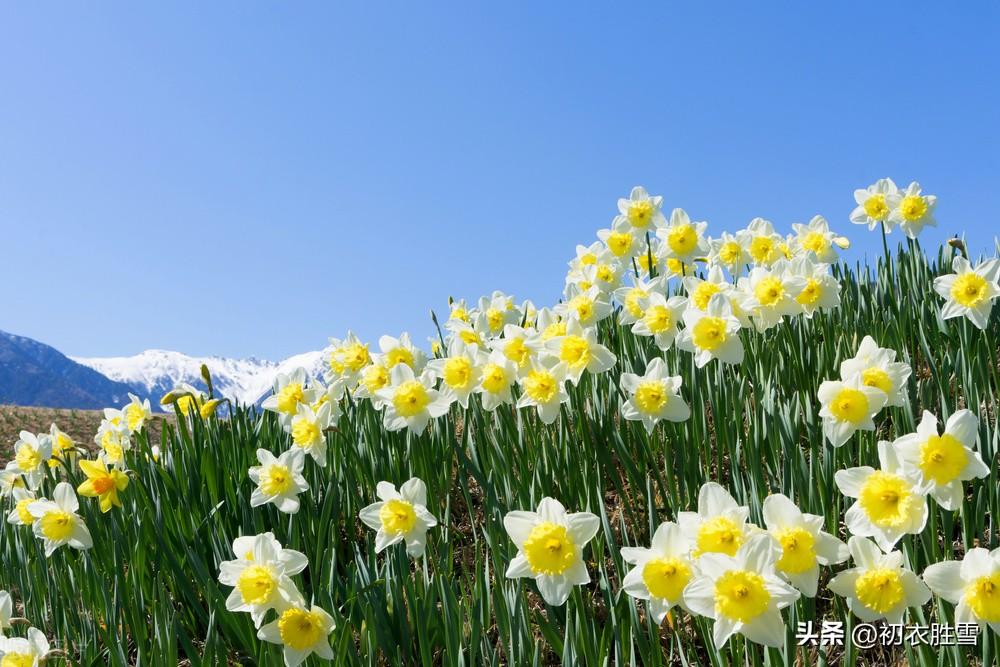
[1,3,998,360]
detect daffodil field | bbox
[3,181,1000,667]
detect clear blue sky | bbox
[2,3,998,360]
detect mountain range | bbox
[0,329,325,411]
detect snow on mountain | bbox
[71,348,328,408]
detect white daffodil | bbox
[378,332,428,372]
[888,181,937,239]
[288,402,332,467]
[249,448,309,515]
[427,340,483,409]
[708,231,751,277]
[95,418,131,468]
[617,185,666,232]
[620,522,695,622]
[839,335,912,408]
[630,293,687,351]
[516,357,571,424]
[791,215,844,263]
[676,294,744,368]
[324,331,372,394]
[568,241,604,273]
[828,536,931,624]
[545,318,617,385]
[597,216,639,259]
[503,497,599,606]
[556,285,613,327]
[0,462,25,499]
[354,362,391,408]
[359,478,438,558]
[786,256,840,318]
[744,218,784,267]
[445,319,486,350]
[816,375,888,447]
[613,276,667,326]
[657,208,709,264]
[0,627,50,666]
[851,178,898,231]
[620,357,690,434]
[6,487,35,527]
[27,482,92,557]
[218,533,307,628]
[375,364,451,434]
[476,291,522,338]
[490,324,541,373]
[475,350,518,411]
[682,265,730,313]
[894,410,990,511]
[923,547,1000,635]
[683,534,800,648]
[835,441,928,551]
[12,432,52,490]
[48,423,78,469]
[261,369,319,425]
[933,255,1000,330]
[536,307,566,341]
[258,604,335,667]
[122,393,153,434]
[678,483,751,558]
[760,494,848,597]
[740,261,805,331]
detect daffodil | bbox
[12,432,52,490]
[123,393,153,434]
[7,488,35,527]
[544,318,616,385]
[851,178,898,231]
[817,375,888,447]
[835,441,928,551]
[744,218,784,267]
[708,231,750,276]
[657,208,709,263]
[620,521,695,622]
[617,186,666,232]
[839,335,912,407]
[932,255,1000,330]
[289,403,333,467]
[678,483,751,558]
[257,604,335,667]
[324,331,371,392]
[568,242,604,272]
[0,627,50,666]
[760,494,848,596]
[475,291,522,337]
[218,533,307,628]
[785,256,841,317]
[474,349,517,411]
[375,364,450,433]
[249,448,309,515]
[676,294,744,368]
[95,418,130,467]
[556,285,613,327]
[597,217,639,259]
[894,410,990,510]
[359,478,438,558]
[632,237,670,278]
[354,361,391,407]
[630,293,687,351]
[620,357,690,434]
[27,482,92,557]
[739,262,806,331]
[261,369,319,425]
[923,546,1000,635]
[828,536,930,624]
[427,340,483,409]
[503,497,599,606]
[48,423,77,468]
[516,357,571,424]
[0,462,25,499]
[683,534,800,648]
[888,181,936,238]
[613,275,667,326]
[489,324,540,372]
[377,332,428,372]
[791,215,844,263]
[76,458,129,513]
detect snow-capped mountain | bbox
[71,348,327,408]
